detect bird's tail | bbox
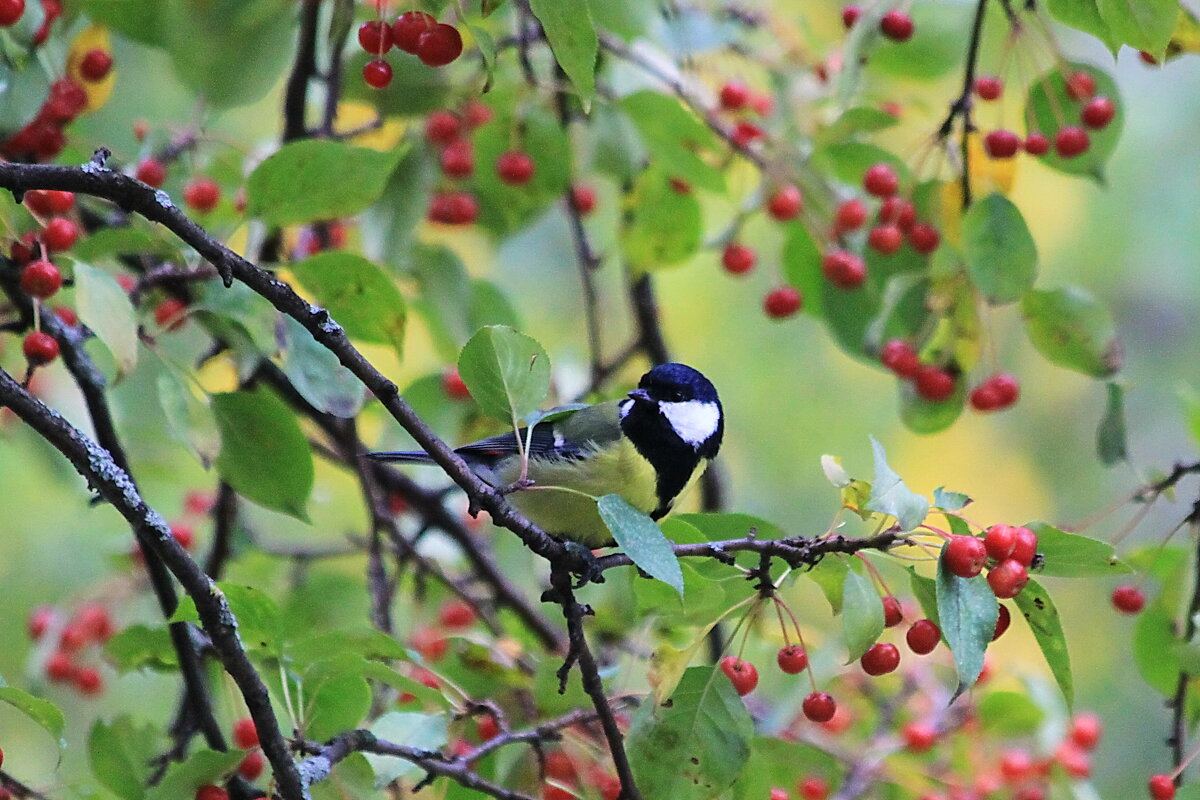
[366,450,437,465]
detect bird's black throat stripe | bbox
[620,402,707,519]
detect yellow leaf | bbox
[965,131,1016,196]
[335,101,406,151]
[66,25,115,112]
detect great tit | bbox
[369,363,723,548]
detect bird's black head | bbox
[635,362,721,405]
[623,363,723,459]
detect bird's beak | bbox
[627,388,652,403]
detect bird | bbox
[368,362,723,548]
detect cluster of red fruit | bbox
[0,0,63,46]
[358,10,464,89]
[842,5,915,42]
[27,602,113,697]
[944,524,1038,598]
[879,339,1020,410]
[978,70,1114,161]
[714,79,775,150]
[190,718,266,800]
[717,179,805,319]
[10,189,81,367]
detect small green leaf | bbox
[1096,0,1177,53]
[1097,382,1129,466]
[191,280,278,355]
[816,106,899,146]
[620,91,724,192]
[89,717,159,800]
[305,674,372,742]
[74,261,138,376]
[145,749,245,800]
[1045,0,1119,49]
[907,567,939,626]
[291,252,407,357]
[1014,578,1074,707]
[673,512,787,542]
[933,487,971,511]
[0,681,66,751]
[173,584,282,654]
[1026,64,1123,182]
[365,712,449,785]
[457,325,550,423]
[76,0,161,45]
[212,389,314,520]
[620,167,704,270]
[628,666,753,800]
[781,223,824,321]
[73,226,182,263]
[1027,521,1129,577]
[280,316,366,418]
[598,495,684,595]
[155,363,221,467]
[977,691,1045,736]
[936,547,997,701]
[842,568,885,662]
[246,140,407,225]
[529,0,598,108]
[961,193,1038,305]
[808,554,850,614]
[1021,286,1121,377]
[1134,602,1180,696]
[105,624,178,672]
[864,436,929,531]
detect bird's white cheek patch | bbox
[660,400,721,447]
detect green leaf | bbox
[977,691,1045,736]
[816,106,899,146]
[529,0,598,108]
[808,555,849,614]
[842,567,885,662]
[310,753,376,800]
[290,252,407,357]
[105,624,179,672]
[864,436,929,531]
[620,167,704,270]
[599,495,684,595]
[1134,602,1180,696]
[1026,64,1124,182]
[936,547,997,701]
[173,584,282,654]
[280,316,366,419]
[145,749,245,800]
[0,681,66,751]
[305,674,372,742]
[628,666,753,800]
[867,2,973,78]
[961,193,1038,305]
[933,487,971,511]
[365,712,449,785]
[1045,0,1119,50]
[457,325,550,423]
[1013,578,1074,707]
[731,738,839,800]
[191,280,279,356]
[1026,521,1129,577]
[907,567,939,626]
[213,389,314,520]
[74,261,138,377]
[811,142,910,188]
[73,226,183,264]
[360,147,436,269]
[1021,286,1121,377]
[246,140,407,225]
[76,0,162,45]
[673,512,787,542]
[782,223,824,321]
[620,91,724,193]
[469,279,521,331]
[1097,382,1129,465]
[155,361,221,467]
[1096,0,1177,53]
[89,717,160,800]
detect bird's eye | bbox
[669,390,685,402]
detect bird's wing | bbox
[455,401,623,463]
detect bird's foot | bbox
[497,477,535,496]
[563,541,605,588]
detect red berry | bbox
[74,667,103,696]
[987,559,1028,598]
[999,749,1035,782]
[439,139,474,178]
[183,178,220,213]
[763,286,802,318]
[1140,50,1159,65]
[497,150,535,185]
[46,650,75,681]
[1070,712,1102,750]
[28,605,56,639]
[731,120,764,148]
[984,525,1017,561]
[880,339,919,379]
[545,750,576,783]
[393,10,436,53]
[906,619,940,654]
[1064,70,1096,101]
[476,714,500,741]
[438,599,476,629]
[195,785,229,800]
[821,250,867,288]
[879,196,915,229]
[915,365,955,402]
[155,297,189,331]
[1149,775,1176,800]
[777,644,809,674]
[1009,526,1038,566]
[1024,132,1050,155]
[719,656,759,695]
[80,49,114,82]
[902,721,937,751]
[766,184,803,221]
[26,189,74,216]
[170,522,194,549]
[569,184,596,215]
[363,59,393,89]
[799,777,829,800]
[462,100,493,128]
[543,785,573,800]
[60,623,89,652]
[45,79,87,121]
[425,110,462,144]
[76,604,114,641]
[944,535,987,578]
[993,603,1011,640]
[882,596,903,627]
[721,243,756,275]
[984,129,1021,159]
[802,692,837,722]
[1081,96,1115,129]
[442,368,470,399]
[834,198,867,232]
[718,81,750,110]
[1055,126,1090,158]
[970,382,1002,411]
[416,23,463,67]
[860,642,900,676]
[20,259,63,298]
[908,222,940,254]
[974,76,1003,100]
[1055,742,1091,779]
[0,0,23,26]
[990,373,1020,407]
[862,163,898,197]
[412,627,448,661]
[428,191,478,225]
[358,20,394,54]
[594,772,622,800]
[841,5,860,28]
[879,10,914,41]
[867,224,903,255]
[136,158,167,187]
[10,234,35,265]
[42,217,77,252]
[1112,584,1145,615]
[232,717,259,749]
[23,331,59,364]
[237,749,264,781]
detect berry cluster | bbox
[1,71,94,162]
[842,6,915,42]
[358,10,464,89]
[944,524,1039,598]
[978,69,1115,162]
[28,602,113,696]
[423,103,490,224]
[715,79,775,150]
